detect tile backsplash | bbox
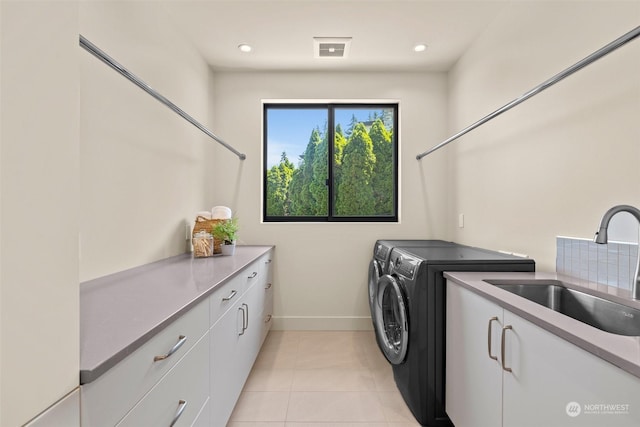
[556,236,639,289]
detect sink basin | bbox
[484,280,640,336]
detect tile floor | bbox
[227,330,422,427]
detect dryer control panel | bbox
[389,249,420,280]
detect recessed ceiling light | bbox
[238,43,252,53]
[414,44,428,52]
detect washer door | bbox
[374,274,409,365]
[368,259,383,316]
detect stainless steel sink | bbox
[484,280,640,336]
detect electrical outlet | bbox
[458,214,464,228]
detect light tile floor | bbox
[227,330,422,427]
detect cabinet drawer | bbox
[262,285,274,342]
[242,258,263,291]
[117,333,209,427]
[259,252,274,285]
[81,299,209,427]
[209,257,265,327]
[259,252,274,343]
[209,274,244,326]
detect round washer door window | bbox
[374,274,409,365]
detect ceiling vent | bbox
[313,37,352,59]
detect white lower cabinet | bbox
[446,280,640,427]
[81,299,209,427]
[446,281,503,427]
[210,295,246,426]
[501,310,640,427]
[81,250,274,427]
[191,397,211,427]
[210,251,274,426]
[261,258,274,343]
[116,333,209,427]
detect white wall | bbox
[1,2,79,425]
[447,1,640,272]
[210,71,449,329]
[79,1,216,281]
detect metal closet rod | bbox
[79,35,246,161]
[416,25,640,160]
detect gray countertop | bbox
[80,245,274,384]
[444,271,640,378]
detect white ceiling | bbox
[164,0,510,72]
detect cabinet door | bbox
[191,397,210,427]
[210,253,274,427]
[210,297,245,426]
[239,279,267,377]
[502,311,640,427]
[446,282,503,427]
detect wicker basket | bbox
[192,216,224,255]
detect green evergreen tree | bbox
[368,119,393,215]
[332,124,347,208]
[265,152,294,216]
[289,128,322,215]
[381,109,394,131]
[288,167,304,215]
[334,123,347,163]
[310,124,329,215]
[335,123,376,216]
[266,167,284,216]
[278,152,295,215]
[345,114,359,139]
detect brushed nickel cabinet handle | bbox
[243,303,249,331]
[487,316,498,361]
[248,272,258,279]
[265,283,272,290]
[169,400,187,427]
[264,314,272,323]
[222,290,237,301]
[501,325,513,373]
[153,335,187,362]
[238,306,246,336]
[265,259,272,264]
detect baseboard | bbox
[271,316,374,331]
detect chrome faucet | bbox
[594,205,640,299]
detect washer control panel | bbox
[389,249,419,280]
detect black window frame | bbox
[263,102,399,223]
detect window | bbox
[263,103,398,222]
